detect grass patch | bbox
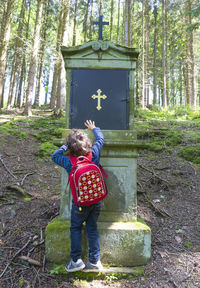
[183,241,193,248]
[19,116,67,158]
[179,145,200,164]
[29,116,66,129]
[136,128,183,152]
[183,131,200,144]
[0,120,27,138]
[35,142,59,158]
[135,106,200,121]
[33,128,63,142]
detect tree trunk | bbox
[165,0,169,106]
[56,0,70,111]
[197,69,200,106]
[50,0,65,109]
[7,0,25,109]
[187,0,195,107]
[141,1,145,108]
[0,0,15,107]
[17,0,31,107]
[110,0,114,41]
[123,0,128,46]
[170,64,175,105]
[153,0,158,105]
[179,61,183,106]
[89,0,93,40]
[34,0,49,107]
[99,0,102,15]
[72,0,78,46]
[84,0,90,42]
[24,0,44,116]
[162,0,167,107]
[142,0,150,108]
[184,0,195,107]
[44,70,50,105]
[117,0,120,44]
[128,0,132,46]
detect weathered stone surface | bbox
[98,221,151,266]
[45,217,151,266]
[60,130,138,222]
[45,218,71,263]
[83,267,143,274]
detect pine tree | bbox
[7,0,26,109]
[0,0,15,107]
[153,0,158,105]
[24,0,45,116]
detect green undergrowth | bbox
[33,127,63,142]
[0,115,66,158]
[179,145,200,164]
[29,116,66,129]
[49,264,144,281]
[0,120,27,138]
[136,106,200,121]
[136,125,183,152]
[135,107,200,165]
[31,117,66,158]
[35,142,59,158]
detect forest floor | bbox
[0,109,200,288]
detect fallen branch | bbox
[42,255,46,272]
[20,172,34,186]
[27,240,44,257]
[6,185,26,196]
[137,175,170,217]
[19,256,42,267]
[143,193,171,218]
[139,163,170,184]
[0,154,18,181]
[0,237,32,278]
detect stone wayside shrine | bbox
[45,20,151,268]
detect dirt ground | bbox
[0,111,200,288]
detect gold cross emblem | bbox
[91,89,107,110]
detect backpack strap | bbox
[68,152,92,166]
[99,164,108,178]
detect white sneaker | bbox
[85,260,103,271]
[65,259,85,272]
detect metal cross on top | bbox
[93,15,109,40]
[91,89,107,110]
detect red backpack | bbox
[68,153,107,207]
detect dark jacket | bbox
[51,127,104,175]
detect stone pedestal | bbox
[45,40,151,267]
[45,130,151,266]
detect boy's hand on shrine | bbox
[84,120,96,130]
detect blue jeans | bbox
[70,200,101,264]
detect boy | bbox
[51,120,104,272]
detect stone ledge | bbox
[83,267,143,274]
[45,217,151,266]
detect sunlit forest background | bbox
[0,0,200,116]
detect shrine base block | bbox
[45,217,151,266]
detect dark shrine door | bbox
[70,69,129,130]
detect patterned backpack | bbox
[68,153,107,209]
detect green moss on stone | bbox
[46,217,69,233]
[49,264,144,280]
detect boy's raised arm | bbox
[51,145,71,174]
[84,120,104,164]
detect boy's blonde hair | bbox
[66,129,92,157]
